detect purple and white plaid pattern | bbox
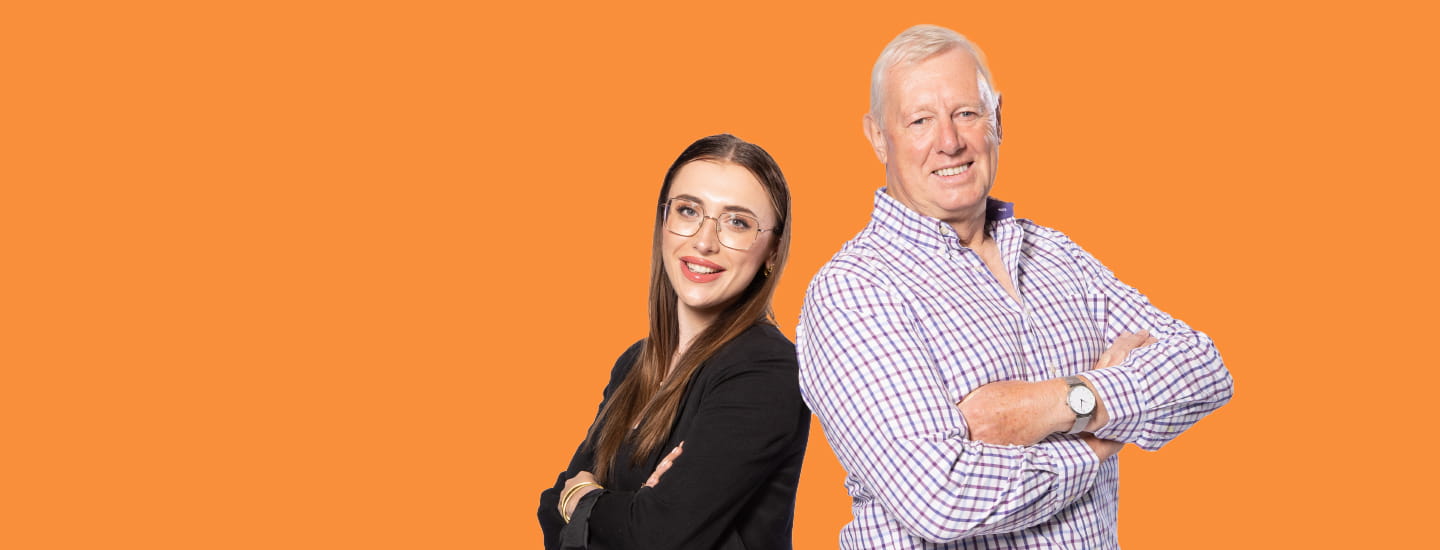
[797,189,1232,549]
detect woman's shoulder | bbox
[608,339,645,380]
[707,323,797,372]
[618,338,645,362]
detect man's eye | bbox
[958,111,978,118]
[911,117,930,126]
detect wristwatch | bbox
[1064,376,1096,435]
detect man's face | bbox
[866,48,1000,224]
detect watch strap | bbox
[1065,376,1092,435]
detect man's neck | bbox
[947,204,989,249]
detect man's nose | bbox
[691,217,720,253]
[936,117,963,156]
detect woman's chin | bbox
[677,293,739,317]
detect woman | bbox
[537,134,808,549]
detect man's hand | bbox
[958,331,1157,446]
[1082,330,1156,431]
[1080,433,1123,460]
[1095,330,1155,370]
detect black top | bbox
[537,323,810,550]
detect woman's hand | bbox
[644,442,683,488]
[559,471,601,521]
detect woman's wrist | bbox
[559,481,603,522]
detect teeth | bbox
[935,164,970,176]
[686,262,719,274]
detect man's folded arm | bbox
[797,267,1103,543]
[1063,237,1235,450]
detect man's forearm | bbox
[1081,332,1232,449]
[958,332,1155,448]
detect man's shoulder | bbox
[807,234,901,293]
[1011,217,1115,282]
[801,231,935,323]
[1014,217,1069,242]
[1013,217,1092,256]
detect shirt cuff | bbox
[1083,364,1145,444]
[1042,436,1102,506]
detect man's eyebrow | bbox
[901,100,986,112]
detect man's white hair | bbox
[869,24,1000,140]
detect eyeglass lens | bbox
[664,199,761,250]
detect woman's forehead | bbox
[669,161,774,218]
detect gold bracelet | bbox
[560,482,600,523]
[559,482,601,523]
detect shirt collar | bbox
[868,187,1017,251]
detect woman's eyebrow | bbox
[719,204,758,216]
[671,194,759,217]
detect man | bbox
[796,25,1233,548]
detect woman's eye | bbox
[677,205,700,218]
[726,217,753,231]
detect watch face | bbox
[1068,385,1096,415]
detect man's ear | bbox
[862,113,887,164]
[994,94,1004,143]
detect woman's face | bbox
[661,160,778,321]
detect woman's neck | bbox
[673,304,719,371]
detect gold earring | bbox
[764,265,773,277]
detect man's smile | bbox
[933,162,972,177]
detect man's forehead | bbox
[886,54,983,110]
[890,47,977,76]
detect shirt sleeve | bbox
[573,345,809,549]
[1060,235,1235,450]
[538,343,641,550]
[797,263,1102,543]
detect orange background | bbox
[4,1,1436,548]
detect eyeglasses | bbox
[661,197,778,251]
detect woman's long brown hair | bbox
[585,134,792,482]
